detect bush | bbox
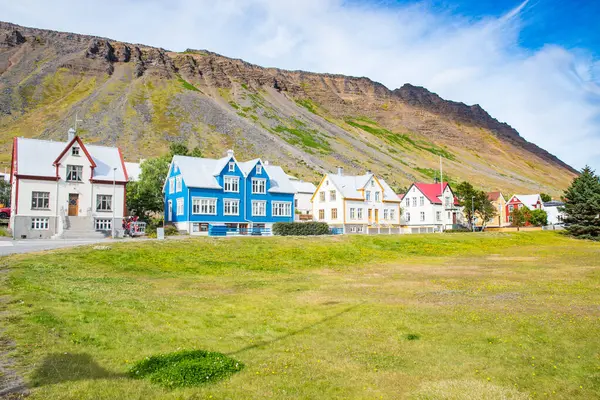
[164,225,179,236]
[272,222,330,236]
[444,227,472,233]
[129,350,244,388]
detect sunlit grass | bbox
[1,232,599,399]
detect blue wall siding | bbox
[164,157,295,225]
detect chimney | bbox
[434,177,439,184]
[366,170,372,175]
[226,149,234,158]
[337,166,343,176]
[264,160,269,166]
[67,128,76,141]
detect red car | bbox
[0,207,10,219]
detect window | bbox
[357,208,363,219]
[419,196,424,206]
[96,195,112,211]
[66,165,83,182]
[375,192,380,202]
[224,176,239,192]
[405,198,410,207]
[445,196,450,207]
[294,199,298,208]
[366,191,371,201]
[72,147,80,156]
[176,198,184,215]
[371,180,375,187]
[95,218,112,231]
[420,212,425,221]
[508,204,514,212]
[406,212,411,222]
[331,208,338,219]
[192,198,217,215]
[350,208,356,219]
[176,176,182,192]
[31,191,49,209]
[31,218,49,230]
[390,209,395,220]
[319,191,326,202]
[228,162,235,172]
[436,211,441,221]
[448,211,451,219]
[383,209,389,220]
[272,202,292,217]
[330,190,336,201]
[192,223,209,233]
[167,200,172,221]
[252,201,266,216]
[169,177,175,194]
[252,178,266,194]
[319,209,325,220]
[223,199,240,215]
[256,165,262,175]
[412,197,417,207]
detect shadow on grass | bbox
[30,353,125,387]
[228,303,362,356]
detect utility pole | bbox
[439,155,443,232]
[472,195,475,232]
[74,113,83,131]
[112,167,116,239]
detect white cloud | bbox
[2,0,599,170]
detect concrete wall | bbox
[13,216,58,239]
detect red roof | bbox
[397,193,405,200]
[413,182,459,205]
[487,191,502,201]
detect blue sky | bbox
[2,0,599,171]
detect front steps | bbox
[56,216,111,239]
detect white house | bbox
[311,168,402,234]
[125,162,141,182]
[400,182,464,233]
[9,129,128,239]
[288,175,316,221]
[543,201,565,225]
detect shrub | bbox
[129,350,244,388]
[273,222,330,236]
[444,227,471,233]
[164,225,179,236]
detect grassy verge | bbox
[1,232,599,399]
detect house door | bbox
[167,200,172,221]
[239,223,248,235]
[374,209,379,223]
[68,194,79,216]
[452,212,457,224]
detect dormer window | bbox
[371,180,375,187]
[228,162,235,172]
[66,165,83,182]
[256,165,262,175]
[72,147,80,156]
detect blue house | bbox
[164,150,297,235]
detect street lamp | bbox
[112,167,116,239]
[471,195,475,233]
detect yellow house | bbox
[477,192,509,228]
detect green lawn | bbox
[1,232,599,399]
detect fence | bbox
[208,225,272,237]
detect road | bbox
[0,238,130,256]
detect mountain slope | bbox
[0,22,576,196]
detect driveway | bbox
[0,238,138,256]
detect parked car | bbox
[0,206,10,219]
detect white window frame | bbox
[375,192,380,202]
[412,197,417,207]
[419,196,425,206]
[176,198,184,216]
[223,176,240,193]
[66,165,83,182]
[252,178,266,194]
[366,191,371,201]
[319,191,325,202]
[223,199,240,216]
[252,200,266,216]
[167,200,172,221]
[169,178,175,194]
[256,165,262,175]
[350,208,356,219]
[176,176,182,192]
[406,212,410,222]
[420,211,425,222]
[390,209,396,220]
[272,201,292,217]
[405,198,409,207]
[31,218,49,230]
[96,194,112,212]
[330,190,336,201]
[31,191,50,210]
[436,211,441,221]
[192,198,217,215]
[95,218,112,231]
[357,208,363,219]
[72,147,80,156]
[228,162,235,172]
[383,209,389,220]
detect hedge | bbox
[272,222,330,236]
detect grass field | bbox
[1,232,599,399]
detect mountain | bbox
[0,21,577,196]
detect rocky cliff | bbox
[0,21,577,195]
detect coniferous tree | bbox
[562,166,600,240]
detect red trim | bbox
[53,136,97,168]
[90,179,128,185]
[118,148,129,181]
[15,174,60,181]
[123,186,127,216]
[15,177,19,216]
[10,137,17,185]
